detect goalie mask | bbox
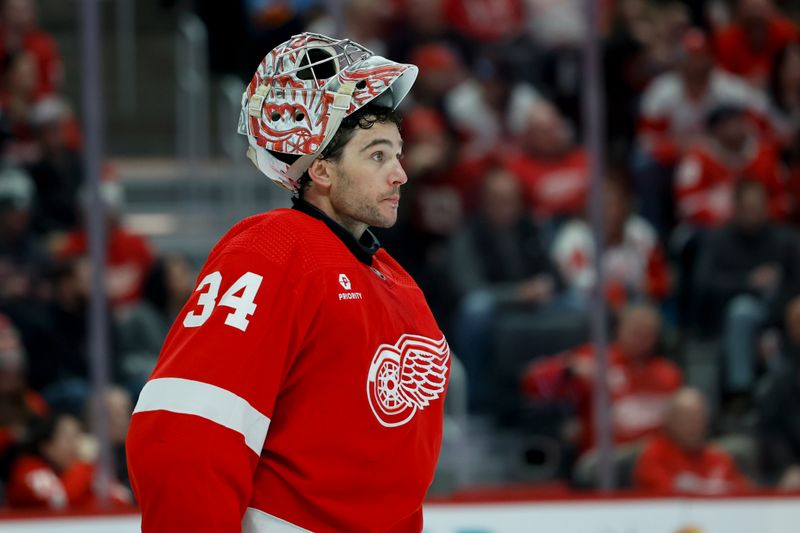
[238,33,418,192]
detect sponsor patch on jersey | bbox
[338,292,363,300]
[366,334,450,427]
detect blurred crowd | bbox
[0,0,799,511]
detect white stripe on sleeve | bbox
[133,377,270,455]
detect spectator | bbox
[448,168,569,409]
[407,44,540,156]
[117,254,194,391]
[0,165,48,303]
[0,51,41,164]
[56,179,155,311]
[522,303,682,454]
[0,0,62,97]
[0,313,47,459]
[756,294,800,489]
[634,387,750,494]
[604,0,689,155]
[305,0,391,56]
[386,0,471,66]
[674,104,788,228]
[505,100,588,223]
[27,97,83,236]
[6,412,130,508]
[694,180,800,395]
[552,178,670,310]
[407,42,467,109]
[713,0,798,88]
[635,28,769,237]
[86,386,133,489]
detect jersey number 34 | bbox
[182,271,263,332]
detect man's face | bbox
[328,121,407,231]
[617,307,661,361]
[734,184,768,233]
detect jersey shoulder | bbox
[207,208,354,274]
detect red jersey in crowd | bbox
[714,17,798,86]
[675,138,789,226]
[637,70,769,164]
[505,149,589,219]
[127,201,450,532]
[522,343,682,452]
[442,0,524,42]
[634,433,749,495]
[6,457,129,509]
[551,216,670,307]
[0,27,63,97]
[57,224,155,309]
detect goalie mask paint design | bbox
[238,33,418,192]
[367,334,450,428]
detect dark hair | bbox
[705,104,745,130]
[271,103,402,198]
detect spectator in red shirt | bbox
[0,0,62,98]
[634,28,770,239]
[522,303,682,454]
[713,0,798,88]
[56,179,155,311]
[6,412,130,509]
[675,104,789,228]
[505,100,588,222]
[634,387,750,494]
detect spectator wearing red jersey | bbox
[0,313,47,459]
[0,0,62,97]
[522,303,682,454]
[552,178,670,310]
[675,105,789,228]
[505,100,589,223]
[713,0,798,88]
[56,179,155,311]
[6,412,130,509]
[634,387,750,494]
[634,28,769,239]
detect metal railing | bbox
[175,11,211,184]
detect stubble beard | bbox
[332,167,397,231]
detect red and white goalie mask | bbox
[238,33,418,192]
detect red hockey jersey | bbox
[522,343,682,452]
[675,139,788,227]
[126,200,450,532]
[634,434,749,495]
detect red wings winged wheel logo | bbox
[366,334,450,427]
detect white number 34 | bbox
[182,271,263,332]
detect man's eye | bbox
[371,151,384,162]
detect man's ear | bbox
[308,158,334,189]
